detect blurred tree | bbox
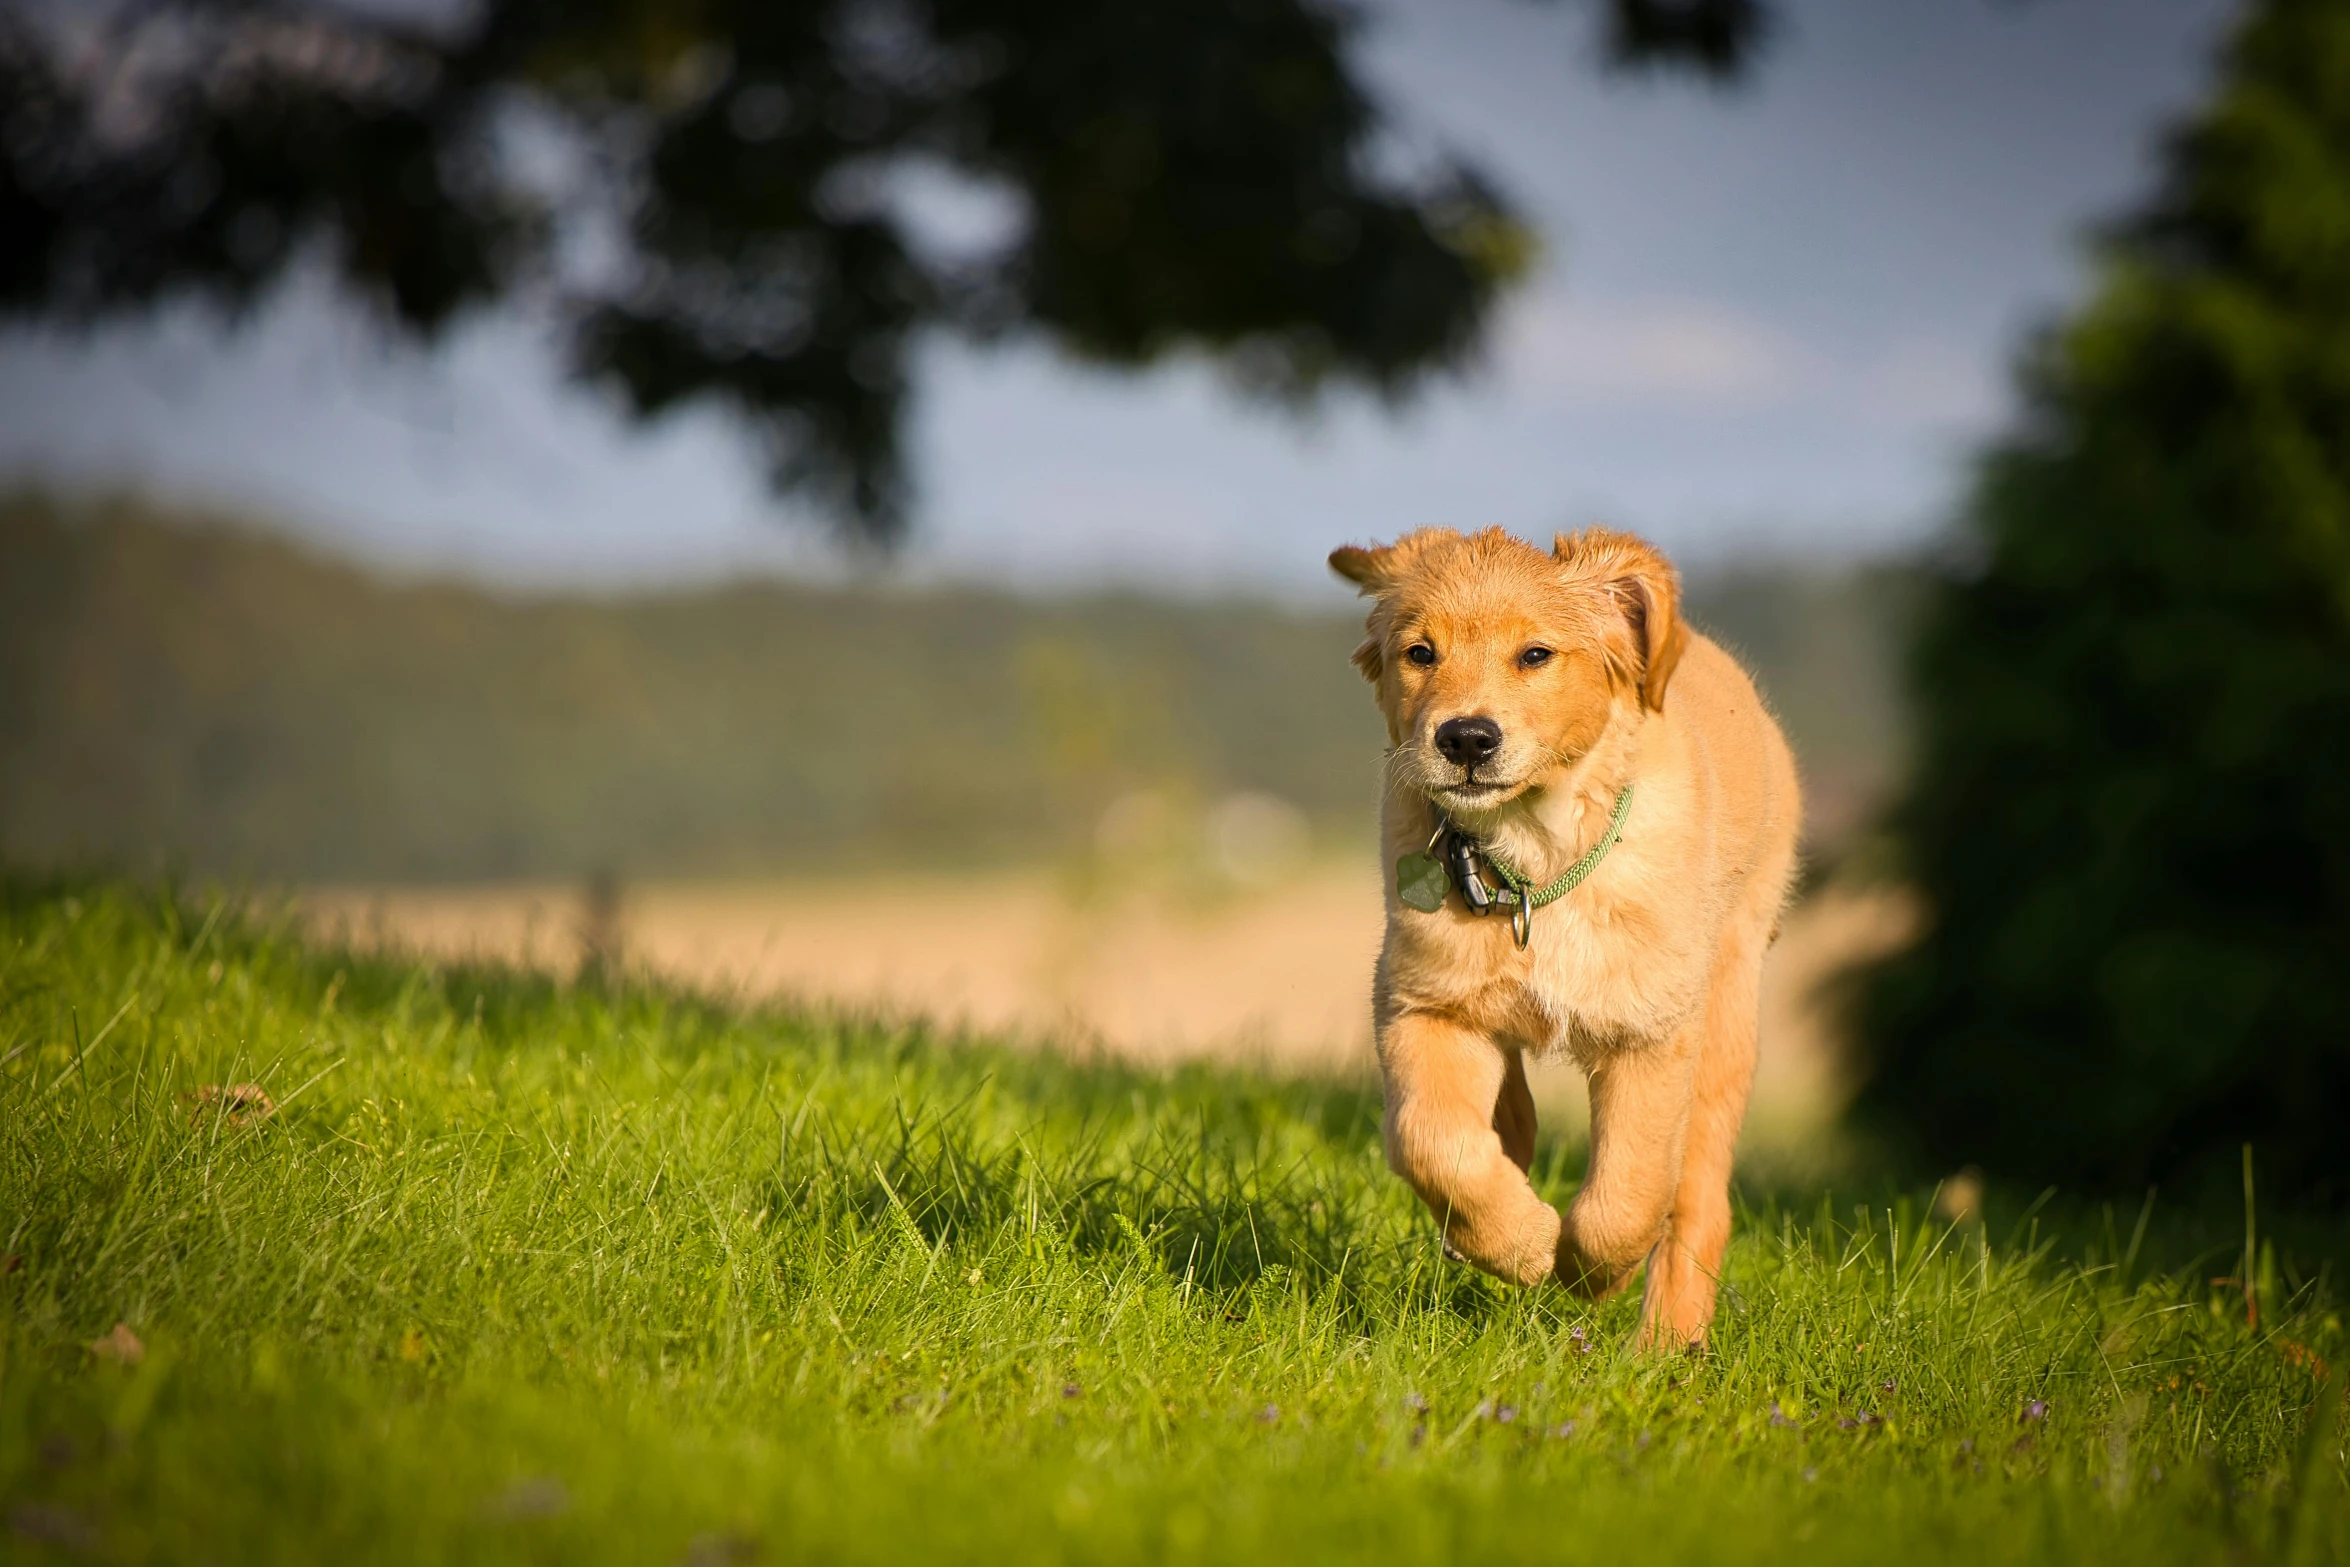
[1849,0,2350,1201]
[0,0,1760,546]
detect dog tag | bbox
[1396,851,1448,912]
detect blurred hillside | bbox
[0,493,1907,883]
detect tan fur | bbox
[1331,526,1800,1350]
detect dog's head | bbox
[1330,526,1687,815]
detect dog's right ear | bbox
[1328,544,1392,595]
[1331,546,1392,683]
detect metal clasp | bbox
[1442,828,1497,914]
[1440,824,1533,947]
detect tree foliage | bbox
[1850,0,2350,1201]
[0,0,1761,544]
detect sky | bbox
[0,0,2240,599]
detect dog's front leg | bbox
[1556,1030,1699,1306]
[1381,1011,1560,1286]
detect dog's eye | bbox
[1518,646,1555,669]
[1405,643,1437,667]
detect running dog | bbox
[1331,525,1799,1349]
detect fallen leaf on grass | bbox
[89,1322,144,1365]
[2280,1339,2331,1381]
[678,1530,763,1567]
[186,1083,276,1127]
[10,1501,101,1553]
[487,1477,570,1520]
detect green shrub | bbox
[1850,0,2350,1199]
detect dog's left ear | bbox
[1555,529,1689,711]
[1616,568,1689,712]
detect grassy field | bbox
[3,875,2345,1565]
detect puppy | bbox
[1332,526,1799,1349]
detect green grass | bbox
[2,876,2344,1565]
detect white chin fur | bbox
[1430,779,1526,810]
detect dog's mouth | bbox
[1428,766,1528,809]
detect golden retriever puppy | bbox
[1331,526,1799,1350]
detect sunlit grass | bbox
[2,875,2344,1564]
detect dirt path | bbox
[299,871,1911,1146]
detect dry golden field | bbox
[299,869,1910,1156]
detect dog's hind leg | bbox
[1493,1048,1538,1173]
[1638,915,1769,1350]
[1556,1029,1699,1304]
[1382,1013,1560,1286]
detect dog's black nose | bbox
[1434,716,1504,768]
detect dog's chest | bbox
[1517,890,1705,1054]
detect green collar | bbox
[1478,782,1636,911]
[1395,783,1636,948]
